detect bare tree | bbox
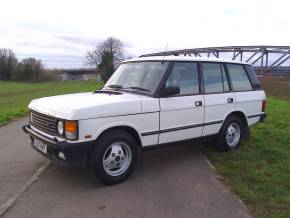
[0,49,17,80]
[85,37,125,82]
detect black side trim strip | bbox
[141,120,223,136]
[247,113,265,118]
[159,123,203,134]
[142,134,217,151]
[203,120,223,126]
[141,130,159,136]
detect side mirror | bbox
[160,86,180,97]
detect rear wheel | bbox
[91,129,138,185]
[216,115,245,151]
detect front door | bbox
[159,62,204,144]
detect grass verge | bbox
[202,97,290,217]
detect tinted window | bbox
[202,63,224,93]
[227,64,253,91]
[165,62,199,95]
[221,64,230,92]
[244,65,261,90]
[105,62,169,94]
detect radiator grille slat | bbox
[31,111,58,136]
[33,113,56,123]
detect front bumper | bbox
[22,124,94,167]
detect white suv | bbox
[23,56,266,184]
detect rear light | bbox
[262,100,266,112]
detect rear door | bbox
[159,62,204,144]
[202,62,235,136]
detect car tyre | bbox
[91,129,138,185]
[216,115,245,151]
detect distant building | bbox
[58,69,102,82]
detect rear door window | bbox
[227,64,253,91]
[202,63,228,94]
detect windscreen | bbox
[105,61,169,95]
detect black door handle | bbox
[195,101,202,107]
[227,98,234,103]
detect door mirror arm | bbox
[160,86,180,97]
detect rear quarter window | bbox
[227,64,253,92]
[244,65,262,90]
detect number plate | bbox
[33,139,47,154]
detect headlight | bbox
[57,120,64,135]
[64,120,78,140]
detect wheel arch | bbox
[86,124,142,169]
[215,110,249,151]
[223,110,248,127]
[95,124,143,148]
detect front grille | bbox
[31,111,58,136]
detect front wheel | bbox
[216,116,244,151]
[91,129,138,185]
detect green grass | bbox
[0,81,102,125]
[202,97,290,218]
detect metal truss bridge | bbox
[58,68,96,75]
[140,46,290,75]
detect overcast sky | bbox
[0,0,289,68]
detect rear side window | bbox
[221,64,230,92]
[227,64,253,91]
[244,65,262,90]
[165,62,199,95]
[202,63,229,94]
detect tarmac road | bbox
[0,118,250,218]
[0,118,44,207]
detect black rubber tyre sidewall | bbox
[91,129,138,185]
[216,116,244,151]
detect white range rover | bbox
[23,56,266,184]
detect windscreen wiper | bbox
[105,84,123,89]
[122,86,150,92]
